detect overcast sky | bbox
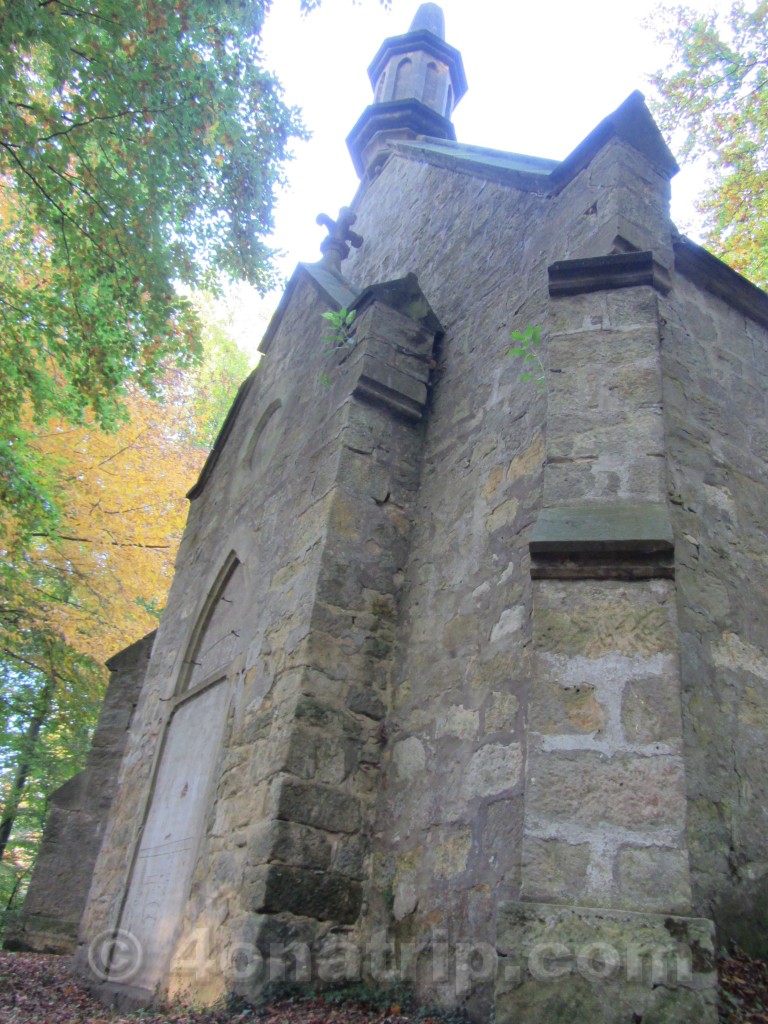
[232,0,731,347]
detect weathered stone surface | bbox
[527,751,685,831]
[529,679,605,735]
[534,582,675,659]
[275,778,362,834]
[496,902,717,1024]
[392,736,427,780]
[461,744,522,800]
[484,691,520,733]
[530,503,674,554]
[247,820,332,871]
[252,864,363,924]
[521,837,590,903]
[616,846,692,914]
[431,826,473,879]
[435,704,478,739]
[621,676,682,744]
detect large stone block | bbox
[521,836,591,903]
[252,864,363,924]
[496,902,717,1024]
[274,778,362,834]
[529,679,605,736]
[247,819,332,871]
[527,751,685,832]
[534,581,675,659]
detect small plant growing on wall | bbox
[321,306,357,348]
[319,307,357,387]
[507,324,545,390]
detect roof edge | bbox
[549,90,679,194]
[188,264,361,502]
[673,234,768,329]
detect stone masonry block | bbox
[616,846,691,915]
[621,676,682,745]
[527,751,686,832]
[496,902,717,1024]
[251,863,362,924]
[246,819,332,871]
[534,580,675,659]
[521,836,591,903]
[275,778,362,834]
[529,679,605,736]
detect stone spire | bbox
[346,3,467,180]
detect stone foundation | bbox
[496,902,717,1024]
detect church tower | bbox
[347,2,467,179]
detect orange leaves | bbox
[21,379,207,665]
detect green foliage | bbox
[321,307,358,348]
[181,292,256,448]
[318,307,357,387]
[0,0,304,540]
[507,324,545,390]
[0,300,249,919]
[0,633,104,930]
[651,1,768,285]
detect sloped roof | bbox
[388,91,678,192]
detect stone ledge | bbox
[496,901,717,1024]
[353,372,427,421]
[530,504,674,580]
[548,251,672,297]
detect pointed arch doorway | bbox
[112,558,244,996]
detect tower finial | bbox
[409,3,445,38]
[346,3,467,180]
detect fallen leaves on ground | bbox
[720,948,768,1023]
[0,951,434,1024]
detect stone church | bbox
[14,5,768,1021]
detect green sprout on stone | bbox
[321,306,357,348]
[507,324,545,390]
[318,307,357,388]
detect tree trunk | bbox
[0,673,56,862]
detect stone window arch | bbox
[246,399,282,472]
[424,61,440,108]
[393,57,413,100]
[178,554,244,695]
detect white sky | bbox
[232,0,731,348]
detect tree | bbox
[0,0,302,538]
[652,1,768,286]
[0,320,254,915]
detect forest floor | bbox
[1,948,768,1023]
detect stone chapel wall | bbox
[340,126,730,1019]
[72,84,766,1022]
[76,266,444,1006]
[661,275,768,955]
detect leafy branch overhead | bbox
[651,2,768,286]
[0,0,304,536]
